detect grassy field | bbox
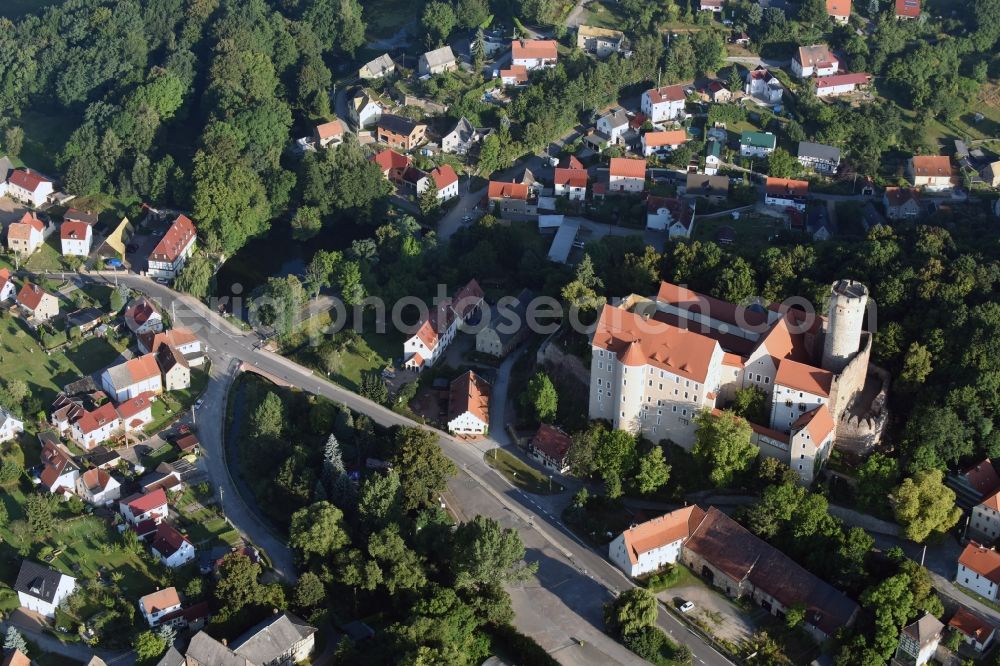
[484,448,565,495]
[24,235,71,272]
[580,0,626,29]
[0,312,126,407]
[142,368,210,434]
[691,213,785,250]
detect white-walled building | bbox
[102,354,163,402]
[957,542,1000,601]
[597,109,629,145]
[948,608,996,653]
[6,212,47,255]
[646,196,694,238]
[764,177,809,211]
[0,407,24,443]
[120,488,169,526]
[403,280,484,370]
[150,522,196,568]
[511,39,558,70]
[791,44,839,79]
[554,168,588,201]
[14,561,76,619]
[76,468,121,506]
[0,267,15,302]
[970,491,1000,544]
[740,131,776,157]
[139,587,183,628]
[642,130,687,157]
[608,157,646,193]
[815,73,871,97]
[60,220,92,256]
[447,371,490,435]
[894,614,943,666]
[147,214,196,280]
[641,85,686,123]
[5,170,54,207]
[429,165,459,201]
[609,506,706,577]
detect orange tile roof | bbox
[77,402,120,435]
[644,130,687,147]
[554,168,588,188]
[748,418,790,444]
[140,586,181,616]
[315,120,343,140]
[15,211,45,232]
[756,316,815,365]
[959,542,1000,585]
[609,157,646,179]
[500,65,528,83]
[412,319,438,350]
[792,405,834,444]
[60,220,90,241]
[488,181,529,200]
[592,304,719,382]
[16,282,50,311]
[722,353,744,367]
[816,73,870,89]
[150,214,196,263]
[430,164,458,189]
[963,459,1000,497]
[127,353,162,383]
[884,186,920,206]
[979,489,1000,512]
[117,392,154,420]
[645,84,687,104]
[512,39,558,61]
[657,281,770,329]
[80,467,114,493]
[911,155,952,178]
[620,506,707,565]
[372,149,410,172]
[0,267,11,292]
[531,424,572,461]
[2,649,30,666]
[948,607,994,642]
[449,370,490,424]
[826,0,851,17]
[775,358,833,397]
[895,0,920,17]
[766,177,809,197]
[151,328,198,351]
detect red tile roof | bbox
[430,164,458,190]
[127,354,162,383]
[911,155,952,178]
[884,187,920,206]
[765,177,809,197]
[125,297,159,330]
[140,587,181,616]
[79,468,115,493]
[645,84,687,104]
[963,460,1000,497]
[620,506,706,565]
[372,149,410,173]
[452,279,484,319]
[151,522,191,558]
[792,405,834,444]
[39,442,75,490]
[16,282,50,311]
[959,542,1000,585]
[315,120,343,140]
[657,281,770,329]
[609,157,646,180]
[8,169,50,193]
[531,424,573,462]
[15,211,45,233]
[150,328,198,352]
[644,130,687,147]
[775,358,833,397]
[60,220,90,241]
[0,267,10,292]
[149,215,196,264]
[948,607,994,642]
[826,0,851,17]
[449,370,490,424]
[554,168,588,188]
[126,488,168,514]
[815,73,871,89]
[488,181,529,200]
[117,392,154,420]
[895,0,920,17]
[512,39,558,61]
[77,402,120,435]
[561,155,584,170]
[500,65,529,83]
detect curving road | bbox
[58,272,733,666]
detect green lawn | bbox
[484,448,564,495]
[141,368,210,435]
[581,0,627,29]
[24,235,70,272]
[0,313,127,407]
[691,213,785,251]
[293,326,403,393]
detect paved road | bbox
[68,273,733,666]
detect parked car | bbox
[679,601,695,613]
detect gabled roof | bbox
[378,114,424,136]
[75,402,120,435]
[499,65,528,83]
[315,120,343,141]
[644,130,687,147]
[61,220,90,241]
[765,177,809,197]
[0,267,11,292]
[948,607,995,642]
[798,141,841,163]
[149,215,196,264]
[124,487,169,514]
[1,649,30,666]
[79,468,117,494]
[117,392,154,420]
[452,279,484,319]
[600,108,629,129]
[902,613,943,647]
[151,522,191,559]
[826,0,851,18]
[421,45,456,68]
[774,358,833,397]
[430,164,458,190]
[791,405,834,444]
[609,157,646,179]
[962,459,1000,497]
[140,586,182,616]
[149,328,199,352]
[16,282,52,311]
[895,0,920,17]
[815,73,871,89]
[39,440,78,489]
[232,612,317,664]
[958,543,1000,584]
[796,44,838,69]
[619,506,706,565]
[884,187,920,206]
[488,181,529,200]
[512,39,558,61]
[14,560,73,603]
[372,149,410,172]
[13,211,45,233]
[8,169,51,193]
[361,53,394,76]
[646,197,693,231]
[156,343,189,375]
[686,173,729,196]
[531,423,573,462]
[561,155,584,169]
[449,370,490,424]
[645,84,686,104]
[911,155,952,178]
[554,168,588,188]
[64,208,98,225]
[124,297,160,332]
[657,281,770,329]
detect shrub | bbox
[623,626,667,662]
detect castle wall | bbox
[829,331,872,423]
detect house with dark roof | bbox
[155,612,316,666]
[124,296,163,335]
[685,174,729,201]
[14,560,76,618]
[376,114,427,152]
[441,117,491,155]
[37,439,80,496]
[883,187,922,219]
[647,196,695,237]
[475,289,533,359]
[797,141,841,174]
[528,423,573,473]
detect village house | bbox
[419,46,457,76]
[957,542,1000,601]
[16,282,59,322]
[883,187,922,219]
[372,149,412,186]
[703,81,731,103]
[14,561,76,619]
[969,489,1000,543]
[124,296,164,335]
[230,612,317,665]
[349,88,389,128]
[377,114,427,152]
[512,39,558,70]
[764,177,809,211]
[528,423,573,473]
[60,219,92,256]
[597,108,630,145]
[38,439,80,495]
[740,131,776,157]
[499,65,529,86]
[704,140,722,175]
[139,461,185,494]
[313,120,344,148]
[909,155,953,190]
[428,165,460,201]
[815,73,871,97]
[894,614,943,666]
[608,157,646,193]
[441,117,491,155]
[685,173,730,201]
[954,459,1000,506]
[699,0,723,11]
[139,587,183,628]
[610,506,706,577]
[120,488,169,526]
[102,354,163,402]
[75,468,121,506]
[797,141,841,173]
[554,167,588,201]
[62,401,122,450]
[642,130,687,157]
[576,25,627,58]
[140,328,204,366]
[157,344,191,392]
[0,267,15,302]
[826,0,851,23]
[5,169,54,207]
[118,393,155,435]
[641,84,687,124]
[475,289,532,358]
[359,53,395,79]
[151,522,196,568]
[792,44,839,79]
[745,66,784,104]
[6,212,49,255]
[403,279,484,370]
[487,180,537,218]
[895,0,920,18]
[147,214,196,280]
[948,608,995,653]
[447,371,490,436]
[647,196,695,238]
[982,160,1000,188]
[64,208,98,226]
[0,407,23,443]
[808,205,834,241]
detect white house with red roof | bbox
[609,505,707,576]
[313,120,344,148]
[101,353,163,402]
[429,165,459,201]
[139,327,203,366]
[948,607,996,653]
[0,267,15,302]
[764,177,810,211]
[646,196,694,238]
[69,402,122,450]
[16,282,59,322]
[120,488,169,526]
[60,220,92,256]
[792,44,839,79]
[447,371,490,435]
[139,587,183,628]
[124,296,163,335]
[148,214,196,279]
[4,169,54,207]
[6,212,48,255]
[815,73,871,98]
[511,39,558,70]
[958,542,1000,601]
[150,522,196,568]
[895,0,920,18]
[75,468,121,506]
[826,0,851,23]
[37,440,80,496]
[499,65,528,86]
[554,168,588,201]
[642,130,688,157]
[528,424,573,473]
[641,84,687,123]
[608,158,646,193]
[118,392,155,433]
[403,279,484,371]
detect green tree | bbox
[604,588,657,637]
[450,515,537,589]
[893,470,961,542]
[174,254,214,299]
[289,501,350,559]
[855,453,898,513]
[291,206,323,241]
[636,447,671,496]
[360,370,389,405]
[133,630,167,661]
[899,342,933,385]
[421,1,457,48]
[727,67,743,95]
[731,386,768,424]
[3,627,27,655]
[368,524,428,593]
[525,372,558,423]
[357,470,402,530]
[337,260,366,306]
[392,427,457,511]
[25,494,53,539]
[456,0,490,27]
[419,180,440,218]
[191,150,271,256]
[257,275,306,337]
[293,571,325,610]
[692,410,757,487]
[562,254,606,313]
[798,0,831,25]
[251,392,284,440]
[766,148,800,178]
[214,553,266,616]
[305,249,342,299]
[712,257,755,304]
[3,126,24,158]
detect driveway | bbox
[661,584,762,646]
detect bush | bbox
[644,565,682,592]
[623,626,667,662]
[488,624,559,666]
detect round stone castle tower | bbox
[822,280,869,374]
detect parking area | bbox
[661,579,764,646]
[124,214,173,273]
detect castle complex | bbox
[588,280,879,483]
